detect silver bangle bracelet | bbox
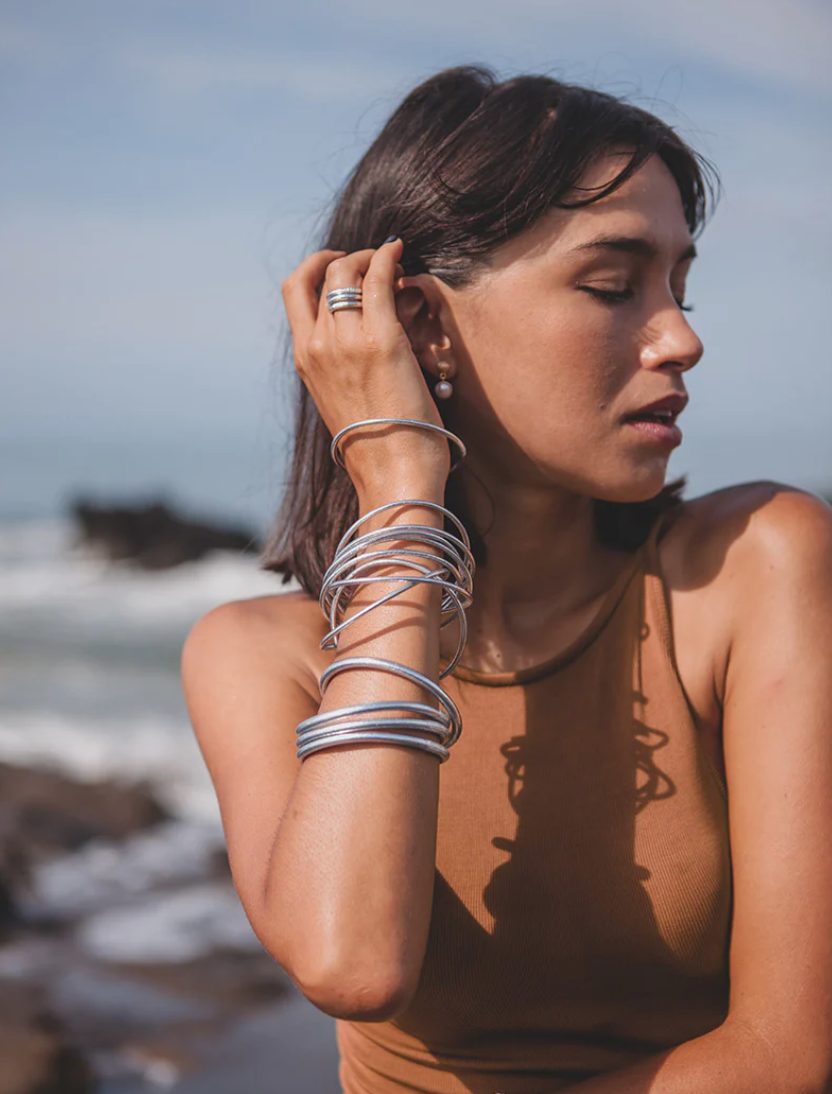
[297,730,449,763]
[323,550,470,621]
[324,533,474,609]
[322,561,469,677]
[296,698,452,735]
[329,417,467,473]
[297,715,451,750]
[320,499,474,675]
[318,656,462,746]
[296,703,452,753]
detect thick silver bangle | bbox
[318,656,462,746]
[294,657,462,763]
[297,713,451,750]
[298,730,449,763]
[296,699,452,736]
[296,700,452,755]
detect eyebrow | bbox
[569,234,698,263]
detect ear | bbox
[394,274,453,377]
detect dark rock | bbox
[0,871,21,939]
[0,762,169,861]
[0,981,95,1094]
[68,496,261,569]
[0,761,170,923]
[209,846,232,879]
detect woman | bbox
[181,65,832,1092]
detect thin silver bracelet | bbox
[329,417,467,473]
[320,499,474,676]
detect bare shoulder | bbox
[662,479,832,597]
[179,590,333,918]
[180,588,331,803]
[181,588,328,704]
[656,480,832,718]
[665,479,832,561]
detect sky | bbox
[2,0,831,523]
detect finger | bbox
[359,238,406,336]
[317,248,380,332]
[282,249,346,347]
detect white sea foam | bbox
[76,882,261,963]
[0,516,299,817]
[0,710,219,821]
[0,518,290,630]
[30,818,226,918]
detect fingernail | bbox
[383,234,399,244]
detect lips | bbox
[623,393,688,425]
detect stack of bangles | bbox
[295,417,475,764]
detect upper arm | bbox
[715,484,832,1084]
[180,595,319,934]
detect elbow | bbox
[290,955,418,1022]
[257,918,419,1022]
[724,1016,832,1094]
[253,897,422,1021]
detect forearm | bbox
[559,1018,801,1094]
[264,482,448,1014]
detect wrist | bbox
[356,483,448,516]
[343,439,449,500]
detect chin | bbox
[592,459,670,504]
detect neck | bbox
[440,459,633,671]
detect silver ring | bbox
[328,301,363,313]
[326,287,363,314]
[326,287,362,298]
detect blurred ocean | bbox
[0,515,281,825]
[0,437,293,980]
[0,436,287,819]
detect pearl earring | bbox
[434,362,454,400]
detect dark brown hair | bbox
[261,64,720,594]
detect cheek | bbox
[503,309,626,418]
[461,287,631,425]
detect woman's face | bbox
[438,150,704,504]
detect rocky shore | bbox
[67,498,261,570]
[0,759,338,1093]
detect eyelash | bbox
[581,287,695,313]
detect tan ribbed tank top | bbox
[337,510,732,1093]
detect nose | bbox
[640,302,704,374]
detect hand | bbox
[281,239,451,497]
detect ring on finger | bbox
[326,287,363,313]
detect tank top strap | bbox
[641,504,680,672]
[645,504,673,552]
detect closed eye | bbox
[579,286,694,313]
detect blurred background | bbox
[2,1,830,1090]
